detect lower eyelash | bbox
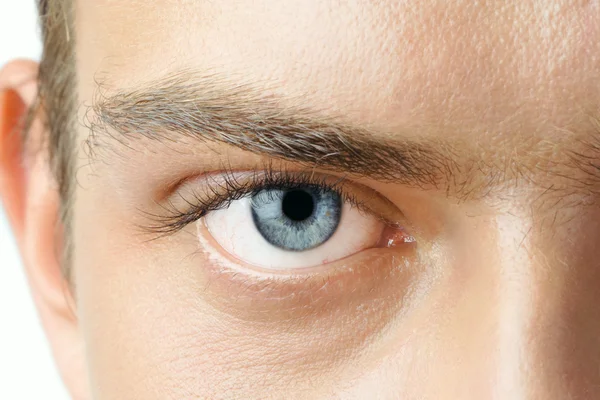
[140,166,364,236]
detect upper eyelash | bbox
[140,166,369,236]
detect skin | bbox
[1,0,600,398]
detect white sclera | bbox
[204,197,384,270]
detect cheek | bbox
[74,231,261,398]
[71,209,419,398]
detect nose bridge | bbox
[492,212,600,399]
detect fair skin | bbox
[1,0,600,398]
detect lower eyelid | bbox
[189,220,419,321]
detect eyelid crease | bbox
[138,163,406,237]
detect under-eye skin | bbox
[143,165,416,272]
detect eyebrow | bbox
[87,72,473,193]
[86,71,600,200]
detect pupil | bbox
[281,190,315,221]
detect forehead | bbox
[75,0,600,140]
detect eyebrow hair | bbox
[85,71,600,201]
[87,72,464,187]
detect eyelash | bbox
[143,165,371,236]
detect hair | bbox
[33,0,76,270]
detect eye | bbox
[252,186,341,251]
[203,184,387,270]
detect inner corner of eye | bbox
[377,224,416,249]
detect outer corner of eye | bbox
[200,185,413,271]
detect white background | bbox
[0,1,69,398]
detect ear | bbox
[0,60,89,399]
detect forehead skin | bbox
[77,0,600,138]
[71,1,600,399]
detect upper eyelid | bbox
[140,168,405,237]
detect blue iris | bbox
[251,186,342,251]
